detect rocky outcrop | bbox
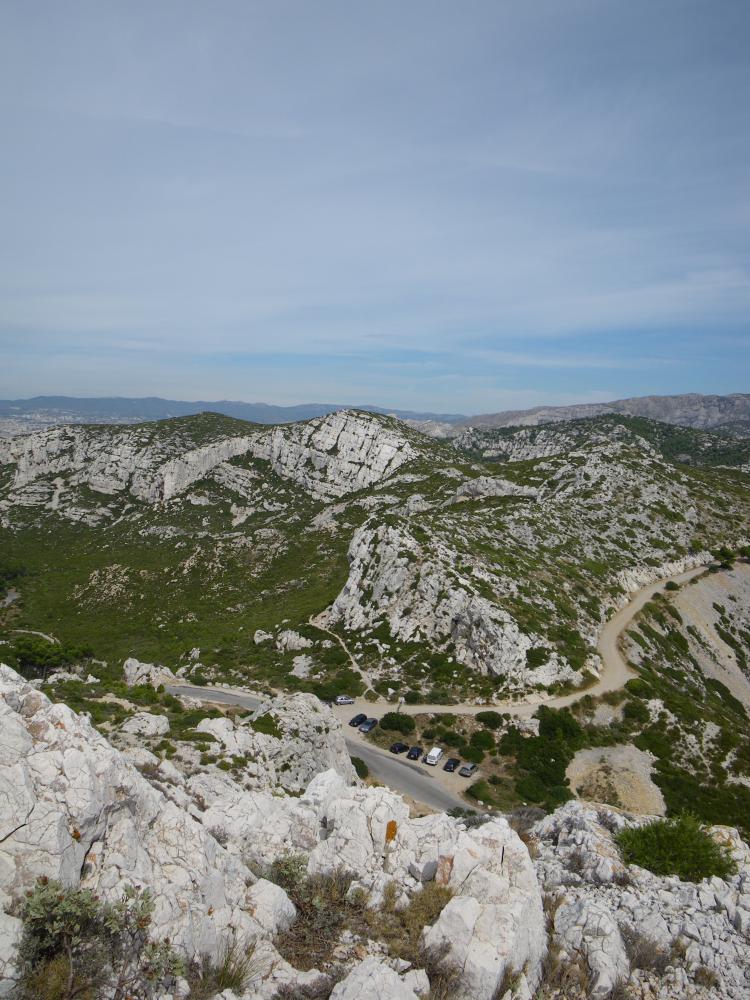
[195,692,357,794]
[249,410,416,500]
[326,522,570,688]
[0,665,266,995]
[330,958,420,1000]
[123,656,178,688]
[533,801,750,1000]
[0,410,416,509]
[121,710,170,736]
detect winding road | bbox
[170,562,711,811]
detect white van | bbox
[424,746,443,766]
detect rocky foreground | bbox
[1,665,749,1000]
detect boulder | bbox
[121,711,170,737]
[329,958,419,1000]
[123,657,176,688]
[554,898,629,997]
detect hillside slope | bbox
[1,410,748,707]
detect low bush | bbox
[14,877,183,1000]
[379,711,415,735]
[620,925,669,974]
[351,756,369,779]
[616,814,736,882]
[475,710,503,729]
[250,713,282,738]
[470,729,495,751]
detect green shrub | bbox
[15,878,182,1000]
[462,745,484,764]
[617,815,737,882]
[622,699,650,724]
[470,730,495,751]
[250,713,282,738]
[664,581,680,592]
[351,756,369,779]
[475,710,503,730]
[379,712,416,735]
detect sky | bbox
[0,0,748,414]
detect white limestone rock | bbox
[329,958,419,1000]
[0,410,414,510]
[121,711,170,737]
[123,656,177,688]
[326,522,568,688]
[0,664,265,995]
[246,878,297,936]
[533,801,750,1000]
[276,629,313,652]
[554,897,629,997]
[421,820,546,1000]
[195,692,356,794]
[452,476,538,502]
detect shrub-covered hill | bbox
[454,413,750,469]
[0,409,748,703]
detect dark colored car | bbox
[443,757,461,772]
[406,746,423,760]
[349,713,367,728]
[389,742,409,754]
[359,717,378,733]
[459,762,479,778]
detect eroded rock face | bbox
[0,410,415,508]
[0,665,265,995]
[533,801,750,1000]
[326,522,569,688]
[123,656,178,687]
[250,410,416,500]
[194,692,357,794]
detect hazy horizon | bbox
[2,1,748,411]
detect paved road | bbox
[167,683,465,812]
[170,562,712,812]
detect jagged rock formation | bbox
[533,801,750,999]
[0,409,415,509]
[326,522,552,687]
[193,692,357,794]
[0,664,265,994]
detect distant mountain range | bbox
[454,392,750,436]
[0,392,748,437]
[0,395,465,428]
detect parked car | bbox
[335,695,355,705]
[359,717,378,733]
[424,747,443,766]
[443,757,461,772]
[406,746,423,760]
[389,741,409,754]
[459,762,479,778]
[349,713,367,728]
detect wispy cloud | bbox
[0,1,748,410]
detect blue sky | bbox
[1,0,748,413]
